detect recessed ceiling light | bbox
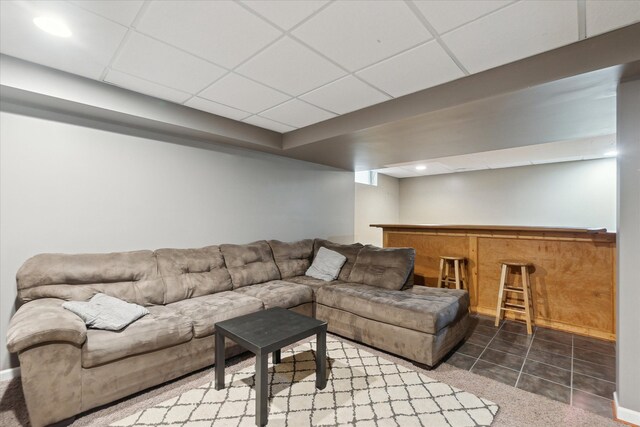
[415,165,427,171]
[33,16,72,38]
[604,150,618,157]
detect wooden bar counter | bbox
[372,224,616,341]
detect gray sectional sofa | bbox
[6,238,469,427]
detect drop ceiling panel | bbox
[237,37,345,96]
[357,40,465,97]
[104,69,191,103]
[586,1,640,37]
[136,0,281,69]
[0,0,127,79]
[260,99,336,128]
[242,0,328,30]
[69,0,144,27]
[374,167,416,178]
[530,156,581,165]
[243,115,296,133]
[184,97,252,121]
[112,32,226,94]
[405,162,454,176]
[292,0,432,71]
[486,160,532,169]
[300,75,390,115]
[199,73,290,114]
[412,0,514,35]
[441,1,578,74]
[376,135,617,177]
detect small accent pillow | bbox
[305,247,347,281]
[62,293,149,331]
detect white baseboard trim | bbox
[614,392,640,426]
[0,367,21,382]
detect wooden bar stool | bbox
[437,256,468,290]
[495,261,534,334]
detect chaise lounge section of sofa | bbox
[6,238,470,427]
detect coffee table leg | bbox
[272,349,281,364]
[316,328,327,390]
[215,332,225,390]
[256,352,268,426]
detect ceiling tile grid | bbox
[260,98,336,128]
[135,0,282,69]
[184,97,252,121]
[240,0,329,31]
[412,0,515,35]
[242,115,296,133]
[0,0,128,79]
[439,0,579,74]
[111,32,227,94]
[68,0,144,27]
[291,0,433,72]
[1,0,639,134]
[104,69,191,103]
[300,75,390,115]
[585,0,640,37]
[356,40,466,98]
[198,73,290,115]
[235,37,346,97]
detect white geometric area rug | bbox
[112,337,499,427]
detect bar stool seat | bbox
[495,261,534,334]
[437,256,468,290]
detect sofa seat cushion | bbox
[286,275,342,295]
[82,306,192,368]
[233,280,313,309]
[167,291,264,338]
[316,284,469,335]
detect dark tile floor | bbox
[444,314,616,418]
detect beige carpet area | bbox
[110,336,498,426]
[0,333,617,427]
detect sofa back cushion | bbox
[220,241,280,288]
[268,239,314,279]
[155,246,232,304]
[313,239,363,281]
[347,245,416,290]
[16,251,164,306]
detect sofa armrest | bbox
[7,298,87,353]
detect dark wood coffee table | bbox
[215,307,328,426]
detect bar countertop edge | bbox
[370,224,615,236]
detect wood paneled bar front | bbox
[372,224,616,341]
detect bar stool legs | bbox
[495,262,534,334]
[438,256,467,290]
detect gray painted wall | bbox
[0,111,354,372]
[354,174,400,246]
[399,159,616,230]
[616,79,640,415]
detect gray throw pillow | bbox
[62,293,149,331]
[305,247,347,281]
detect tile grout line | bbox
[573,387,616,402]
[468,320,506,372]
[570,335,574,406]
[479,358,569,387]
[524,353,614,384]
[462,318,616,405]
[572,372,616,385]
[514,327,537,388]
